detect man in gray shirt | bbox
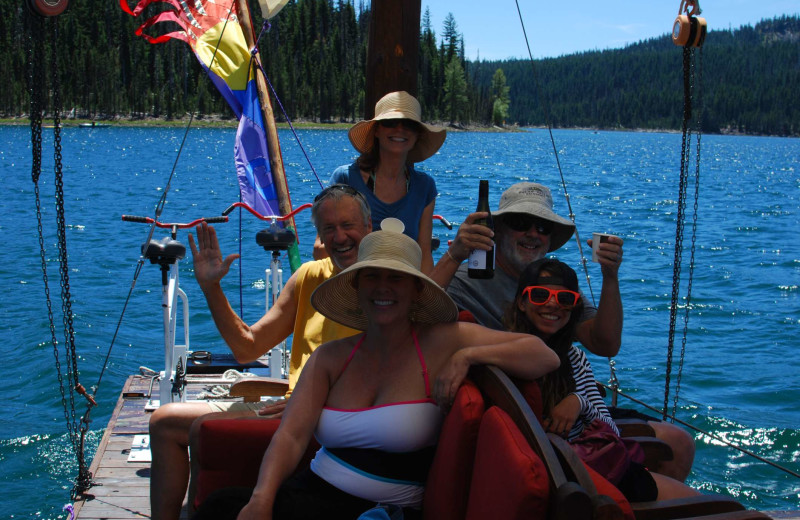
[431,182,621,355]
[429,182,694,482]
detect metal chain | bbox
[27,10,78,443]
[672,47,703,418]
[27,9,93,498]
[48,16,83,459]
[663,45,693,421]
[48,17,94,497]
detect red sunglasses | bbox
[521,286,580,308]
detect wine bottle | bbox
[468,180,494,279]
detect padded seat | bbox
[465,406,551,520]
[192,417,320,510]
[193,380,487,518]
[423,380,485,520]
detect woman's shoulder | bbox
[330,162,360,182]
[407,165,437,199]
[408,164,435,183]
[311,334,360,368]
[417,321,478,350]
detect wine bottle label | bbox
[468,249,488,269]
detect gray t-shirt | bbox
[446,263,597,330]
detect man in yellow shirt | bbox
[149,185,372,520]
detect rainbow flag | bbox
[121,0,298,268]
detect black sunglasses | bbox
[501,214,554,235]
[378,118,422,133]
[314,184,367,203]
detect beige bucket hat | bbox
[348,91,446,163]
[493,182,576,252]
[311,227,458,331]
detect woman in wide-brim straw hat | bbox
[329,91,446,274]
[224,226,559,520]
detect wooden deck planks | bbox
[71,376,798,520]
[73,374,212,520]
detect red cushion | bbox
[193,418,319,509]
[457,310,478,323]
[583,462,636,520]
[513,378,544,421]
[423,380,485,520]
[465,407,550,520]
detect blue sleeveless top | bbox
[330,162,437,241]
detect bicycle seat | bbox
[142,236,186,264]
[256,226,296,251]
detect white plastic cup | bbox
[592,233,616,262]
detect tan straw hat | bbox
[348,91,446,163]
[493,182,576,252]
[311,227,458,331]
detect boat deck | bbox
[72,372,252,520]
[71,374,799,520]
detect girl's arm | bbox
[433,322,560,408]
[236,347,335,519]
[565,348,618,438]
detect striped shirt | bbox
[566,345,619,441]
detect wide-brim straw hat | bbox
[493,182,576,252]
[311,229,458,331]
[348,91,446,163]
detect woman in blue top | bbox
[331,91,445,274]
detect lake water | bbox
[1,125,798,517]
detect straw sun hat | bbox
[348,91,446,163]
[311,224,458,331]
[493,182,576,252]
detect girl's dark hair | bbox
[503,258,584,417]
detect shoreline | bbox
[0,117,791,137]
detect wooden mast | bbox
[365,0,421,118]
[235,0,301,270]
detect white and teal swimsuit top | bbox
[310,331,443,508]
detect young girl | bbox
[504,258,699,502]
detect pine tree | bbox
[443,55,468,125]
[490,68,510,126]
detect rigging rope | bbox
[253,20,325,192]
[91,3,236,401]
[512,0,618,392]
[27,0,240,499]
[601,383,800,480]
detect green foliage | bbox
[4,0,797,136]
[443,56,468,124]
[490,68,510,126]
[469,15,800,136]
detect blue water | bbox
[1,125,798,517]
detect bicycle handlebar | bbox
[121,215,229,228]
[222,201,313,221]
[433,214,453,230]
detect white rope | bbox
[196,369,256,400]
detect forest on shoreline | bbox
[2,0,798,136]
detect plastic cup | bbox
[592,233,616,262]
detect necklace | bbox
[368,166,409,194]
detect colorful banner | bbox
[121,0,284,224]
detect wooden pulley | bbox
[27,0,69,17]
[672,0,707,47]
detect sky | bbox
[423,0,800,61]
